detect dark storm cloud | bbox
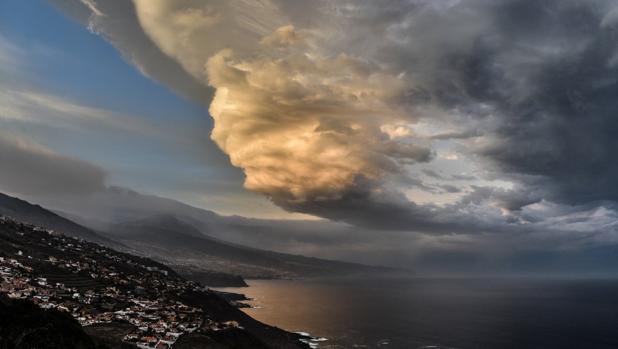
[462,0,618,206]
[0,133,106,196]
[429,129,483,141]
[438,184,462,194]
[421,169,443,179]
[460,186,541,213]
[333,0,618,232]
[274,177,531,235]
[279,0,618,232]
[48,0,618,239]
[451,174,478,181]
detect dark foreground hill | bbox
[0,216,309,349]
[0,295,113,349]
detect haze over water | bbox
[220,278,618,349]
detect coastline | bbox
[0,216,311,349]
[212,280,332,349]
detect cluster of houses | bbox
[0,216,242,349]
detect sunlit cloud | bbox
[206,29,432,204]
[43,0,618,246]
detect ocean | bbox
[217,277,618,349]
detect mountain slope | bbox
[0,193,121,248]
[38,188,400,270]
[0,216,308,349]
[103,214,394,279]
[2,192,397,281]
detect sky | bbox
[3,0,618,272]
[0,0,310,219]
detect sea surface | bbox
[216,277,618,349]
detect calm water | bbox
[217,277,618,349]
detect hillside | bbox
[0,193,122,249]
[103,214,393,280]
[0,193,252,286]
[0,216,310,349]
[0,295,113,349]
[7,191,398,281]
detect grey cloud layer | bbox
[476,1,618,205]
[0,132,105,196]
[48,0,618,240]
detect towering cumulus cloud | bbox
[49,0,618,241]
[132,0,433,207]
[206,29,431,204]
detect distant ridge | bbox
[1,191,401,282]
[105,213,396,279]
[0,192,122,249]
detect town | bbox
[0,216,242,349]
